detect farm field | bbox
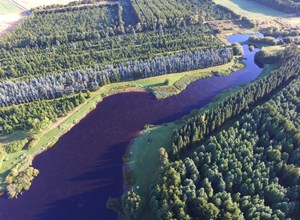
[213,0,288,19]
[0,0,26,39]
[0,13,26,38]
[13,0,80,9]
[0,0,22,14]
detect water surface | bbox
[227,33,264,43]
[0,36,262,220]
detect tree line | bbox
[0,23,221,79]
[130,0,238,29]
[148,54,300,219]
[0,47,232,107]
[0,93,88,134]
[171,48,300,158]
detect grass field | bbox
[126,123,179,220]
[213,0,287,19]
[0,0,22,14]
[260,45,286,53]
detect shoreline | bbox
[122,136,138,192]
[117,38,270,219]
[0,55,243,197]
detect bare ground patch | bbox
[0,11,27,38]
[13,0,81,9]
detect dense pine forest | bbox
[0,47,231,108]
[130,0,238,28]
[0,0,239,79]
[0,16,223,78]
[152,75,300,219]
[0,93,88,134]
[171,46,300,157]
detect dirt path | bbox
[49,101,87,130]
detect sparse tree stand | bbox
[121,189,144,220]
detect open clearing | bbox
[0,12,27,38]
[0,0,26,38]
[13,0,81,9]
[212,0,300,34]
[127,123,179,220]
[213,0,288,19]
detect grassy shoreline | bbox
[0,58,242,195]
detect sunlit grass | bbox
[213,0,287,19]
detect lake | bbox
[0,35,262,220]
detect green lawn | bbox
[0,0,22,14]
[126,123,179,220]
[213,0,287,19]
[260,45,286,53]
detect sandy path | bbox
[49,102,86,130]
[13,0,80,9]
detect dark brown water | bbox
[0,37,262,220]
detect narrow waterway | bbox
[0,35,263,220]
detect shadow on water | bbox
[35,142,128,220]
[0,37,263,220]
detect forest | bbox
[0,0,240,80]
[170,46,300,158]
[129,0,238,28]
[151,75,300,219]
[0,93,88,134]
[5,4,120,48]
[0,0,242,199]
[1,0,300,218]
[119,47,300,219]
[0,20,222,79]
